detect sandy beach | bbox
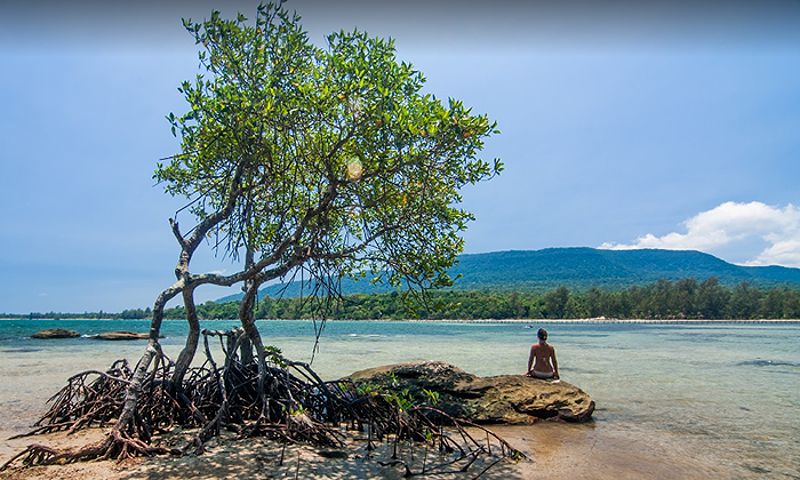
[1,421,725,480]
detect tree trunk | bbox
[239,248,257,364]
[111,283,181,437]
[239,279,268,396]
[172,286,200,392]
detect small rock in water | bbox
[31,328,80,339]
[94,331,151,341]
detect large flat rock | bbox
[346,361,594,424]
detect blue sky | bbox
[1,1,799,312]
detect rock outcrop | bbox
[31,328,81,339]
[94,331,151,341]
[346,361,594,424]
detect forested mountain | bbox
[12,250,800,320]
[216,248,800,302]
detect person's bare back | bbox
[526,328,559,379]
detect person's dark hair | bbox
[537,328,548,341]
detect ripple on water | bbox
[549,333,610,338]
[666,333,733,343]
[743,464,772,475]
[564,367,605,375]
[736,359,800,368]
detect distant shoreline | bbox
[1,317,799,325]
[409,318,800,324]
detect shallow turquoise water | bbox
[0,319,798,478]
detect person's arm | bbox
[526,345,535,374]
[551,347,559,379]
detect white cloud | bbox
[599,201,800,267]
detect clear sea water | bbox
[0,319,798,478]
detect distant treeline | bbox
[5,278,800,320]
[0,308,154,320]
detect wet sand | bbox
[0,421,728,480]
[0,360,716,480]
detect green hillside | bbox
[216,248,800,302]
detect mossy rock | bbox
[345,361,594,424]
[31,328,81,339]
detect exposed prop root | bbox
[11,360,134,438]
[1,430,177,469]
[2,328,523,476]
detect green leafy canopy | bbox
[155,2,502,296]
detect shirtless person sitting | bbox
[526,328,559,380]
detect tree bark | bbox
[238,278,268,396]
[111,283,182,437]
[173,285,200,392]
[239,247,256,364]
